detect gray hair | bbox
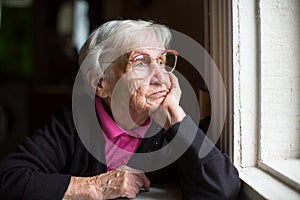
[78,19,172,94]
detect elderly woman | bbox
[0,19,240,200]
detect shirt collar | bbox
[95,97,151,139]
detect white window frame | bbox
[232,0,300,199]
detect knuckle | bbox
[126,190,137,199]
[119,187,126,194]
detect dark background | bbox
[0,0,209,158]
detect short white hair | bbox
[78,19,172,94]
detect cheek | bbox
[114,73,155,108]
[127,75,151,93]
[130,85,149,106]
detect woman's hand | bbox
[63,166,150,200]
[150,73,186,129]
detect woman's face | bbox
[97,46,173,129]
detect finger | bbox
[135,173,151,191]
[169,73,179,90]
[124,189,138,199]
[164,74,181,104]
[134,176,144,188]
[124,173,143,194]
[131,183,141,195]
[118,166,150,190]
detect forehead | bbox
[116,30,166,57]
[123,30,164,53]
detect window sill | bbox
[239,167,300,200]
[259,159,300,191]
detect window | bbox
[232,0,300,199]
[73,0,89,53]
[259,0,300,192]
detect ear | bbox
[96,78,110,98]
[87,70,109,98]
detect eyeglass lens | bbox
[132,51,176,72]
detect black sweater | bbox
[0,106,240,200]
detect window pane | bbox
[260,0,300,160]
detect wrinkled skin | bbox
[63,166,150,200]
[63,47,186,199]
[102,48,185,130]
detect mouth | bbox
[148,89,169,99]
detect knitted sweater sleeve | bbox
[0,107,76,200]
[165,116,241,200]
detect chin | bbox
[147,102,163,113]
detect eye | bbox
[158,56,166,66]
[158,59,165,66]
[135,62,146,69]
[132,54,150,69]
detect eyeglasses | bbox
[114,48,178,78]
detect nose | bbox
[149,64,170,86]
